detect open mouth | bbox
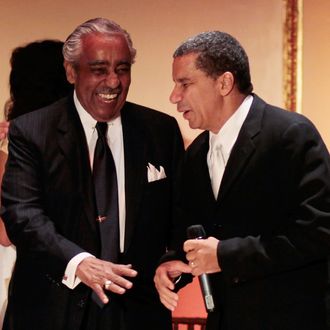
[181,109,191,119]
[97,92,119,102]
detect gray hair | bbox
[63,17,136,64]
[174,31,253,94]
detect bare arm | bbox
[0,121,9,140]
[0,148,11,246]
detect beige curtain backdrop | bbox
[0,0,284,146]
[302,0,330,150]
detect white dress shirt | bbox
[62,91,126,289]
[207,95,253,198]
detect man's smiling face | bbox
[65,32,132,121]
[169,53,223,132]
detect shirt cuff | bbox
[62,252,94,289]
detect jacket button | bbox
[77,298,86,308]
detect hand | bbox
[184,237,221,276]
[154,260,191,311]
[76,257,138,304]
[0,121,9,140]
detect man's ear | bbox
[218,72,234,96]
[64,60,76,84]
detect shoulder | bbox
[253,94,314,130]
[10,96,72,130]
[8,96,74,145]
[12,96,70,123]
[186,131,209,158]
[247,95,323,148]
[121,102,182,142]
[251,95,328,159]
[122,101,178,127]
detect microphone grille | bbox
[187,224,206,239]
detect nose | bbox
[105,72,120,88]
[169,85,183,104]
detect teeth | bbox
[98,93,118,100]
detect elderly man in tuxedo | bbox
[1,18,183,330]
[154,31,330,330]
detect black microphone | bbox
[187,224,215,313]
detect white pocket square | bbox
[147,162,167,182]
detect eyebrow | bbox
[88,60,109,66]
[176,77,191,83]
[88,60,131,66]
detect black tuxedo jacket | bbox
[1,96,184,330]
[175,95,330,330]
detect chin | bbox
[188,122,198,130]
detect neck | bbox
[211,92,247,134]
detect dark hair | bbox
[7,39,73,120]
[174,31,253,94]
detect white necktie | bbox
[208,138,226,198]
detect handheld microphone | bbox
[187,224,215,313]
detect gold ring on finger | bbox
[104,280,112,290]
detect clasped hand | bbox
[184,236,221,276]
[154,236,221,311]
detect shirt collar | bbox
[209,94,253,161]
[73,90,122,139]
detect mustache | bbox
[96,88,121,94]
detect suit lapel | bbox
[191,131,215,201]
[218,95,265,201]
[121,103,147,253]
[56,97,97,232]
